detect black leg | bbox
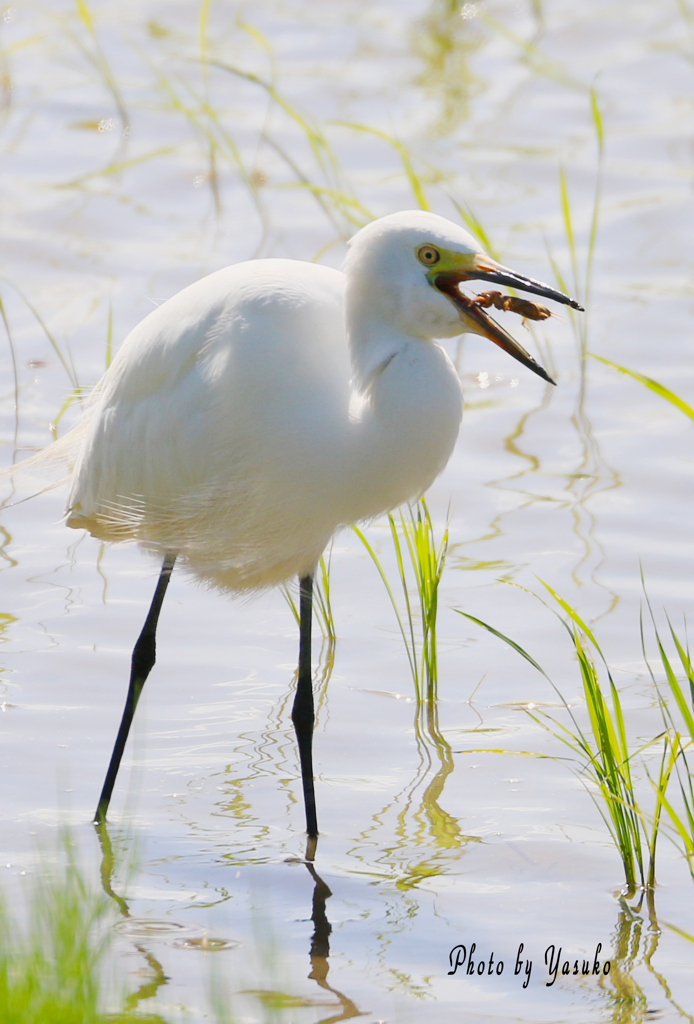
[94,553,176,824]
[292,574,318,837]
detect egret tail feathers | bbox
[0,420,90,509]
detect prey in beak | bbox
[420,245,583,385]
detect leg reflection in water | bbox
[95,822,169,1016]
[302,837,362,1024]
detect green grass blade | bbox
[71,0,129,138]
[659,780,694,859]
[280,584,300,627]
[335,122,429,210]
[536,578,600,648]
[590,354,694,422]
[236,15,274,58]
[543,236,571,298]
[558,165,579,301]
[314,553,336,642]
[590,85,604,152]
[0,291,19,441]
[662,920,694,943]
[585,86,604,305]
[454,610,550,680]
[657,630,694,740]
[74,0,94,33]
[667,622,694,731]
[199,0,212,64]
[353,524,417,685]
[0,278,78,388]
[389,513,420,691]
[447,198,499,260]
[646,737,679,889]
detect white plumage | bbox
[40,209,579,834]
[66,211,482,590]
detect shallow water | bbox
[2,0,694,1020]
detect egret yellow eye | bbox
[417,245,440,266]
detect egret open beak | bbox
[431,254,583,386]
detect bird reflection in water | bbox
[95,824,362,1022]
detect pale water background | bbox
[1,1,694,1021]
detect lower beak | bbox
[434,272,558,385]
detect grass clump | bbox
[0,835,111,1024]
[355,497,449,698]
[457,583,690,898]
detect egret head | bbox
[346,210,583,385]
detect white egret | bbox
[60,209,581,837]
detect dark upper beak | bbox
[468,260,584,312]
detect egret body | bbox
[64,210,580,836]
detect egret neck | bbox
[343,312,463,524]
